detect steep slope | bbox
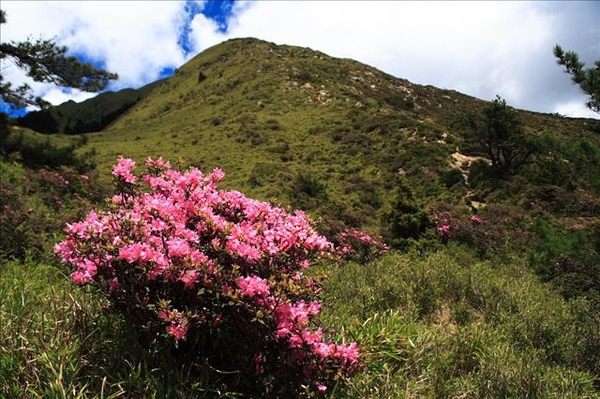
[78,38,599,235]
[15,80,162,134]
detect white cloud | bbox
[42,89,98,107]
[554,101,599,119]
[188,13,228,56]
[1,1,598,119]
[53,1,188,88]
[2,1,189,96]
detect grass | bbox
[2,245,598,398]
[0,257,112,398]
[2,37,600,398]
[316,246,599,398]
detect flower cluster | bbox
[434,211,453,244]
[54,157,360,394]
[335,229,389,262]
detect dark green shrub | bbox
[0,161,108,261]
[293,173,327,198]
[1,129,95,173]
[440,168,464,188]
[530,218,600,303]
[467,96,537,175]
[381,178,434,249]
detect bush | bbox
[54,157,361,397]
[1,129,96,173]
[333,229,389,263]
[0,161,106,261]
[430,204,533,259]
[381,178,434,250]
[439,168,464,188]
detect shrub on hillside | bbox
[1,128,96,173]
[381,178,434,250]
[531,218,600,303]
[0,161,106,261]
[333,229,389,263]
[430,204,533,258]
[54,157,361,397]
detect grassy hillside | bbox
[68,38,599,233]
[2,37,600,397]
[14,80,162,135]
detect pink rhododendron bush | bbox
[54,157,360,396]
[334,229,389,262]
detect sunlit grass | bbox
[2,37,600,398]
[316,245,598,398]
[2,245,597,397]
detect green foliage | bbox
[4,247,598,398]
[317,247,599,398]
[439,168,464,188]
[294,172,327,198]
[0,258,124,398]
[0,160,107,261]
[472,96,537,175]
[524,135,600,196]
[381,178,434,250]
[530,218,600,304]
[554,44,600,113]
[0,9,117,109]
[431,203,534,259]
[1,128,96,172]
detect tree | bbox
[554,44,600,114]
[0,9,118,109]
[381,176,432,249]
[476,96,536,175]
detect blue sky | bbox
[1,1,599,118]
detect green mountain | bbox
[15,79,162,134]
[13,38,600,237]
[3,38,600,397]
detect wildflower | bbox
[168,322,188,341]
[236,275,270,298]
[112,157,136,184]
[438,224,450,244]
[54,156,360,392]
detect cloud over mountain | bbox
[1,1,598,118]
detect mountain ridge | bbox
[13,38,600,235]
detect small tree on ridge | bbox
[475,96,536,175]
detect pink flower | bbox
[316,383,327,394]
[112,157,137,184]
[254,353,265,373]
[180,269,199,289]
[71,270,93,285]
[168,322,188,341]
[54,156,361,388]
[437,224,450,242]
[167,238,191,258]
[471,215,482,225]
[236,275,270,298]
[438,224,450,234]
[108,277,120,293]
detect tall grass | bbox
[316,245,599,398]
[0,257,119,398]
[1,246,598,397]
[0,257,232,398]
